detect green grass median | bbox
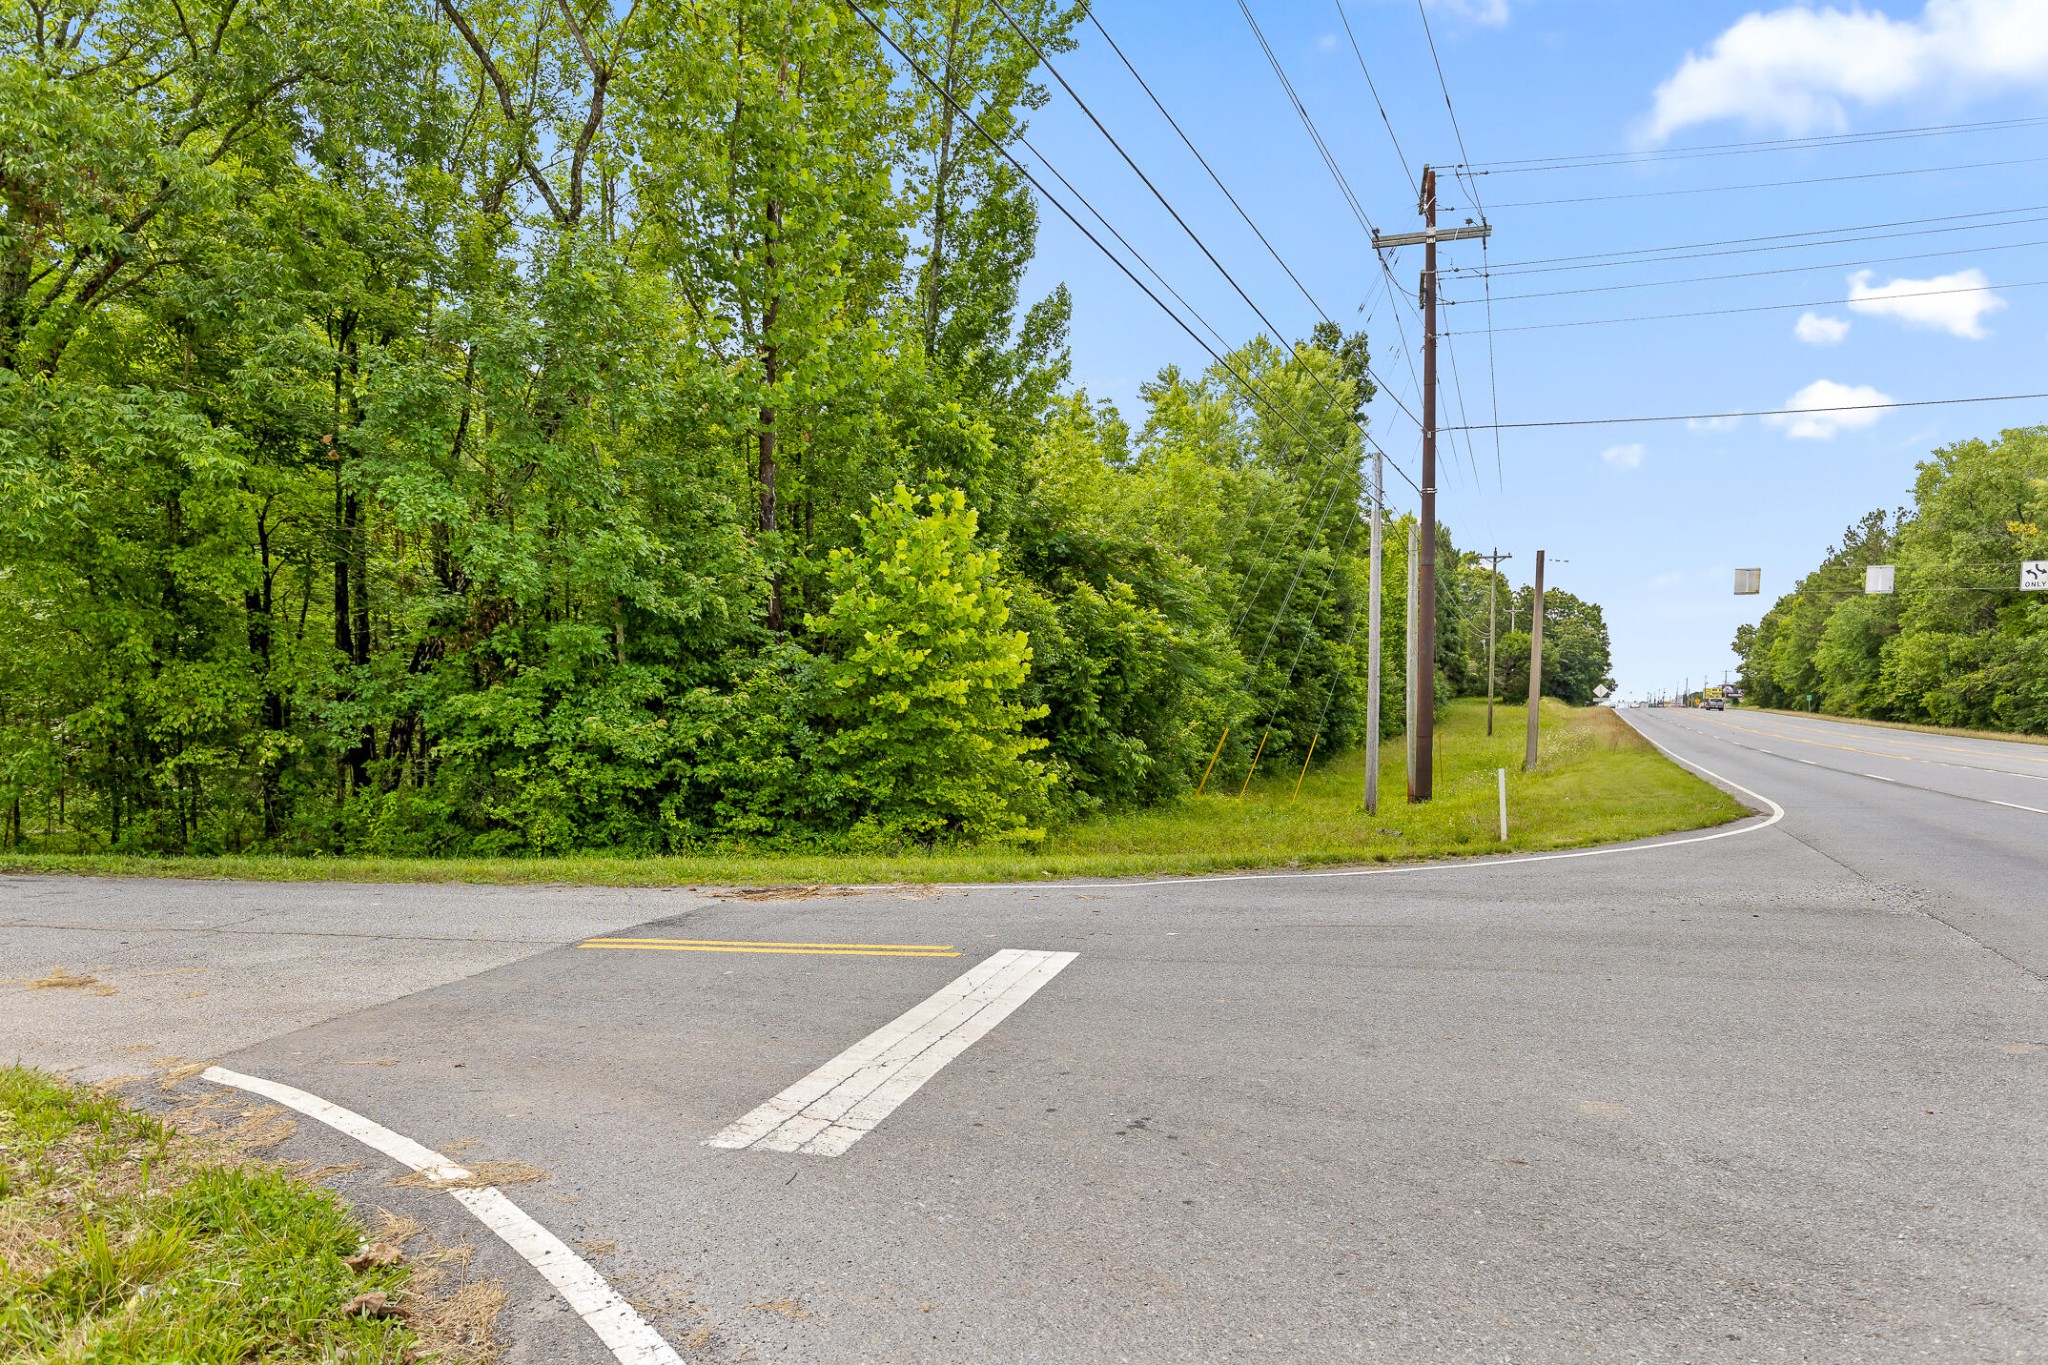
[1,700,1745,887]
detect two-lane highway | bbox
[6,708,2046,1362]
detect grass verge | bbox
[0,1066,499,1362]
[0,700,1747,887]
[1746,706,2048,747]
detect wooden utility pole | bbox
[1525,549,1546,771]
[1373,166,1489,802]
[1478,548,1512,736]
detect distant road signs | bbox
[1866,565,1895,594]
[2024,561,2048,591]
[1593,684,1609,699]
[1734,568,1762,595]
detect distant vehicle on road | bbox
[1702,687,1728,711]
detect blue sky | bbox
[1013,0,2048,702]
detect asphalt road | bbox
[6,708,2045,1362]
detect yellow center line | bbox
[577,939,960,958]
[1715,715,2048,771]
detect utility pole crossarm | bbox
[1372,224,1491,250]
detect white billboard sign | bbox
[1733,568,1761,595]
[1865,565,1895,594]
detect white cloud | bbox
[1847,268,2005,338]
[1644,0,2048,141]
[1688,415,1741,432]
[1764,379,1895,440]
[1317,31,1339,51]
[1795,312,1850,345]
[1600,441,1646,470]
[1426,0,1510,27]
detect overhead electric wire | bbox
[1440,275,2048,336]
[841,0,1419,506]
[986,0,1420,436]
[1456,113,2048,175]
[1468,234,2048,305]
[1484,153,2048,209]
[1441,390,2048,433]
[1332,0,1415,197]
[1235,0,1379,238]
[1088,10,1339,325]
[1410,0,1503,495]
[1461,203,2048,277]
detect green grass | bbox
[1,700,1746,887]
[0,1067,443,1363]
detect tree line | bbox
[1733,427,2048,732]
[0,0,1613,855]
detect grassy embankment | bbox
[1,700,1747,886]
[0,1066,497,1361]
[1747,706,2048,747]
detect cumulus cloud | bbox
[1847,268,2005,338]
[1427,0,1510,26]
[1644,0,2048,142]
[1765,379,1894,440]
[1600,442,1646,470]
[1795,312,1851,345]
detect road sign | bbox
[2024,561,2048,591]
[1865,565,1895,594]
[1734,568,1761,595]
[1593,684,1609,699]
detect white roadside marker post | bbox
[1498,768,1508,842]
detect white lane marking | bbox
[1866,774,1897,782]
[1991,799,2048,815]
[1045,725,1786,890]
[710,949,1077,1157]
[201,1066,681,1365]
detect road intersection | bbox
[6,709,2044,1362]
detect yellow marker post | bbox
[1195,727,1230,795]
[1238,728,1271,798]
[1291,734,1319,802]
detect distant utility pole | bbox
[1478,548,1513,736]
[1364,452,1384,815]
[1374,165,1490,803]
[1524,550,1546,771]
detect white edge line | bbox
[201,1066,682,1365]
[1044,719,1786,891]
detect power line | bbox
[1087,10,1337,324]
[843,0,1418,501]
[1463,204,2048,277]
[1442,275,2048,336]
[988,0,1419,434]
[1483,154,2048,210]
[1456,114,2048,175]
[1235,0,1379,239]
[1332,0,1415,197]
[1442,391,2048,433]
[1463,234,2048,305]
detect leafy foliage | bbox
[1734,427,2048,732]
[0,0,1616,854]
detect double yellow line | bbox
[577,937,960,959]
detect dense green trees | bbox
[0,0,1595,854]
[1733,427,2048,732]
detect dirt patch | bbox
[710,884,872,902]
[21,966,117,996]
[391,1159,549,1191]
[748,1296,811,1320]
